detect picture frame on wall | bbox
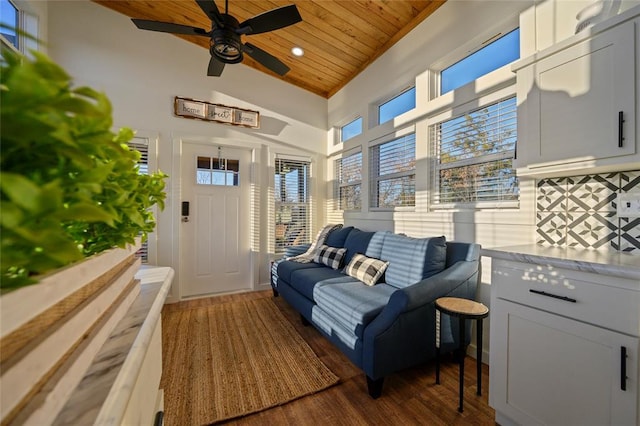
[174,96,260,129]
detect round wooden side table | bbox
[434,297,489,413]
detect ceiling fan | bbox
[131,0,302,77]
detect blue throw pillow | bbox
[325,226,354,248]
[380,234,447,288]
[343,229,376,265]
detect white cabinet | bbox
[489,258,640,426]
[514,9,640,177]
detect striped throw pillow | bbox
[314,245,347,270]
[345,253,389,286]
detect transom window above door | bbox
[196,156,239,186]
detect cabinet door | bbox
[490,299,638,426]
[524,21,636,167]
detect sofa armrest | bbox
[361,259,480,379]
[398,259,479,312]
[374,259,479,326]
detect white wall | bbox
[46,1,328,302]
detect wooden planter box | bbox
[0,240,142,425]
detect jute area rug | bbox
[161,297,339,425]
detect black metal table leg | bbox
[435,311,440,384]
[458,316,465,413]
[434,297,488,416]
[477,318,483,396]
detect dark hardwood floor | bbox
[162,290,496,425]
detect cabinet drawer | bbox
[492,259,640,336]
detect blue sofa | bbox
[272,226,482,398]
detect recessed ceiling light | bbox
[291,46,304,57]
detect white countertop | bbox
[481,245,640,281]
[53,266,174,426]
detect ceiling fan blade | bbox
[132,19,209,36]
[243,42,290,76]
[238,5,302,35]
[196,0,224,28]
[207,56,225,77]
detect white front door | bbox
[180,142,252,297]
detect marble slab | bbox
[481,244,640,281]
[53,266,174,426]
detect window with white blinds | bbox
[369,133,415,208]
[431,96,518,206]
[274,156,311,254]
[128,136,150,263]
[335,151,362,210]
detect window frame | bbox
[425,19,521,211]
[376,86,416,125]
[0,0,18,51]
[0,0,38,54]
[127,133,159,264]
[334,149,362,211]
[369,127,416,210]
[338,116,363,144]
[274,156,312,255]
[440,28,520,95]
[428,88,519,210]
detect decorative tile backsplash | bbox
[536,170,640,253]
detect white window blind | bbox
[274,157,311,255]
[369,133,416,208]
[128,137,149,263]
[431,96,518,205]
[335,151,362,210]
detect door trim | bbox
[171,136,258,301]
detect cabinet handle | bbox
[618,111,625,148]
[529,289,576,303]
[621,346,628,391]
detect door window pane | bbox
[196,156,239,186]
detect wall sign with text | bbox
[174,96,260,128]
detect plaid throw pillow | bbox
[314,245,347,270]
[345,253,389,286]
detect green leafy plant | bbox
[1,47,167,291]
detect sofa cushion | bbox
[365,231,391,259]
[314,245,347,270]
[345,254,389,286]
[380,234,447,288]
[314,281,396,339]
[289,267,356,300]
[343,229,376,265]
[277,260,324,284]
[325,226,354,248]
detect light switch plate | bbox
[617,192,640,218]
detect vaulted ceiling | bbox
[93,1,446,98]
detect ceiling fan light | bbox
[211,31,243,63]
[291,46,304,57]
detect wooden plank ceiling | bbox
[93,0,446,98]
